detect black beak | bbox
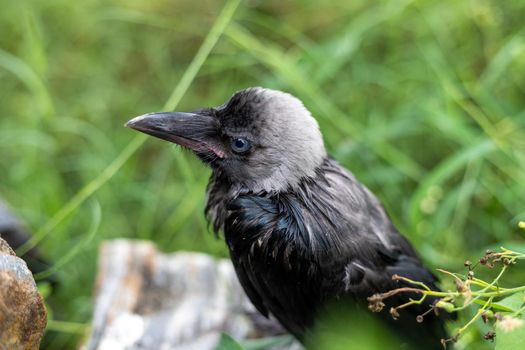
[126,112,224,158]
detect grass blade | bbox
[16,0,242,256]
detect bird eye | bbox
[231,137,251,154]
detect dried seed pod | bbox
[455,279,468,293]
[481,310,494,323]
[484,330,496,342]
[390,307,400,320]
[367,294,385,312]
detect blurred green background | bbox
[1,0,524,349]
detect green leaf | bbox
[496,317,525,350]
[492,293,525,313]
[215,334,245,350]
[242,335,294,350]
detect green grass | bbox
[1,0,524,349]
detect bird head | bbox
[126,87,326,192]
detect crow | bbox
[126,87,449,349]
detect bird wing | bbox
[315,159,451,344]
[222,158,449,344]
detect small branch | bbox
[368,242,525,349]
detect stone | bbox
[84,239,301,350]
[0,237,47,350]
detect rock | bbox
[0,237,48,350]
[84,239,301,350]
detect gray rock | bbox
[84,239,301,350]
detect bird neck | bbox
[205,156,333,234]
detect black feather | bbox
[207,157,449,348]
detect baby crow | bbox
[127,88,449,348]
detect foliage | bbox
[215,334,294,350]
[216,334,245,350]
[0,0,524,349]
[368,228,525,348]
